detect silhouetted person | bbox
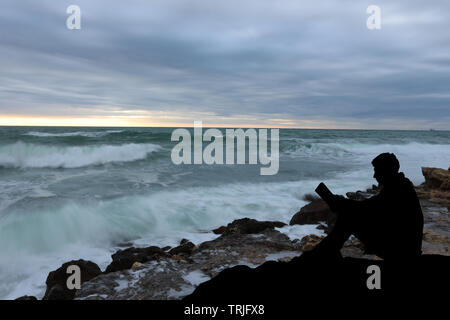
[314,153,424,261]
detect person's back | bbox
[365,171,423,259]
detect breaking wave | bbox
[0,142,162,168]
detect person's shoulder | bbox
[398,172,414,187]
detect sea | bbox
[0,126,449,299]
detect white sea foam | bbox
[0,142,161,168]
[276,224,325,241]
[264,251,300,262]
[182,270,210,286]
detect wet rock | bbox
[422,227,450,255]
[43,259,101,300]
[289,199,336,229]
[346,185,379,200]
[45,284,74,300]
[316,223,327,231]
[105,246,168,273]
[416,167,450,205]
[416,167,450,204]
[75,227,302,300]
[341,238,369,259]
[212,226,227,234]
[212,218,286,235]
[422,167,450,191]
[299,234,325,251]
[169,239,195,255]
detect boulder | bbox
[43,259,101,300]
[212,218,286,235]
[422,167,450,191]
[346,185,379,200]
[212,226,227,234]
[45,284,74,300]
[289,199,336,228]
[416,167,450,204]
[169,239,195,255]
[105,246,167,273]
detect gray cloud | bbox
[0,0,449,129]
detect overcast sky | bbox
[0,0,449,129]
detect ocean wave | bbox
[23,130,123,138]
[0,142,162,168]
[282,140,450,161]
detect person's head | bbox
[371,153,400,186]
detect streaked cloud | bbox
[0,0,449,129]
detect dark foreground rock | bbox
[169,239,196,256]
[43,259,101,300]
[212,218,286,235]
[105,246,169,273]
[184,252,450,303]
[289,198,335,229]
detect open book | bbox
[315,182,335,205]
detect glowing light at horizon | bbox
[0,115,326,128]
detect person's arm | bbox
[328,193,380,214]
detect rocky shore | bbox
[16,167,450,300]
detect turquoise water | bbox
[0,126,449,299]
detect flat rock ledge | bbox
[76,227,302,300]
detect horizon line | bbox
[0,124,446,132]
[1,114,448,131]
